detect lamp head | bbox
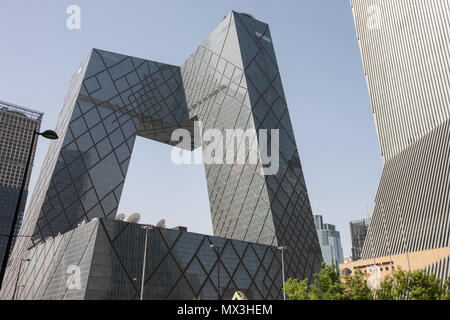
[39,130,58,140]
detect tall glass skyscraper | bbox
[314,215,344,267]
[0,12,322,300]
[349,218,369,261]
[0,100,42,266]
[351,0,450,259]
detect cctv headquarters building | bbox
[0,12,322,300]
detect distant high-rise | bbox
[0,100,42,264]
[349,218,369,261]
[314,215,344,267]
[351,0,449,270]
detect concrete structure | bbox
[349,218,369,261]
[0,100,42,266]
[0,12,322,300]
[340,246,450,284]
[314,215,344,267]
[350,0,450,277]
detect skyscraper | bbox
[349,218,369,261]
[0,12,322,299]
[314,215,344,267]
[0,100,42,265]
[349,0,449,278]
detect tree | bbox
[376,268,444,300]
[441,280,450,300]
[375,274,394,300]
[284,278,310,300]
[309,263,345,300]
[341,269,373,300]
[285,263,449,300]
[285,263,345,300]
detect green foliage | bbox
[441,280,450,300]
[284,278,310,300]
[342,269,372,300]
[374,274,394,300]
[285,263,448,300]
[376,268,445,300]
[285,263,346,300]
[309,263,345,300]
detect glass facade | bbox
[349,218,369,261]
[0,187,27,261]
[314,215,344,267]
[0,100,42,269]
[1,12,321,299]
[181,11,322,280]
[16,218,282,300]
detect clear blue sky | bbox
[0,0,382,256]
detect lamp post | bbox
[278,246,288,300]
[140,225,153,300]
[0,130,58,291]
[210,244,222,300]
[13,258,30,300]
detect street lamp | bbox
[278,245,288,300]
[0,129,58,290]
[140,225,153,300]
[210,244,222,300]
[13,258,30,300]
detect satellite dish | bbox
[127,213,141,223]
[156,219,166,228]
[115,213,125,221]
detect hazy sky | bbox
[0,0,382,256]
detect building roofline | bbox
[350,218,369,224]
[0,99,44,120]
